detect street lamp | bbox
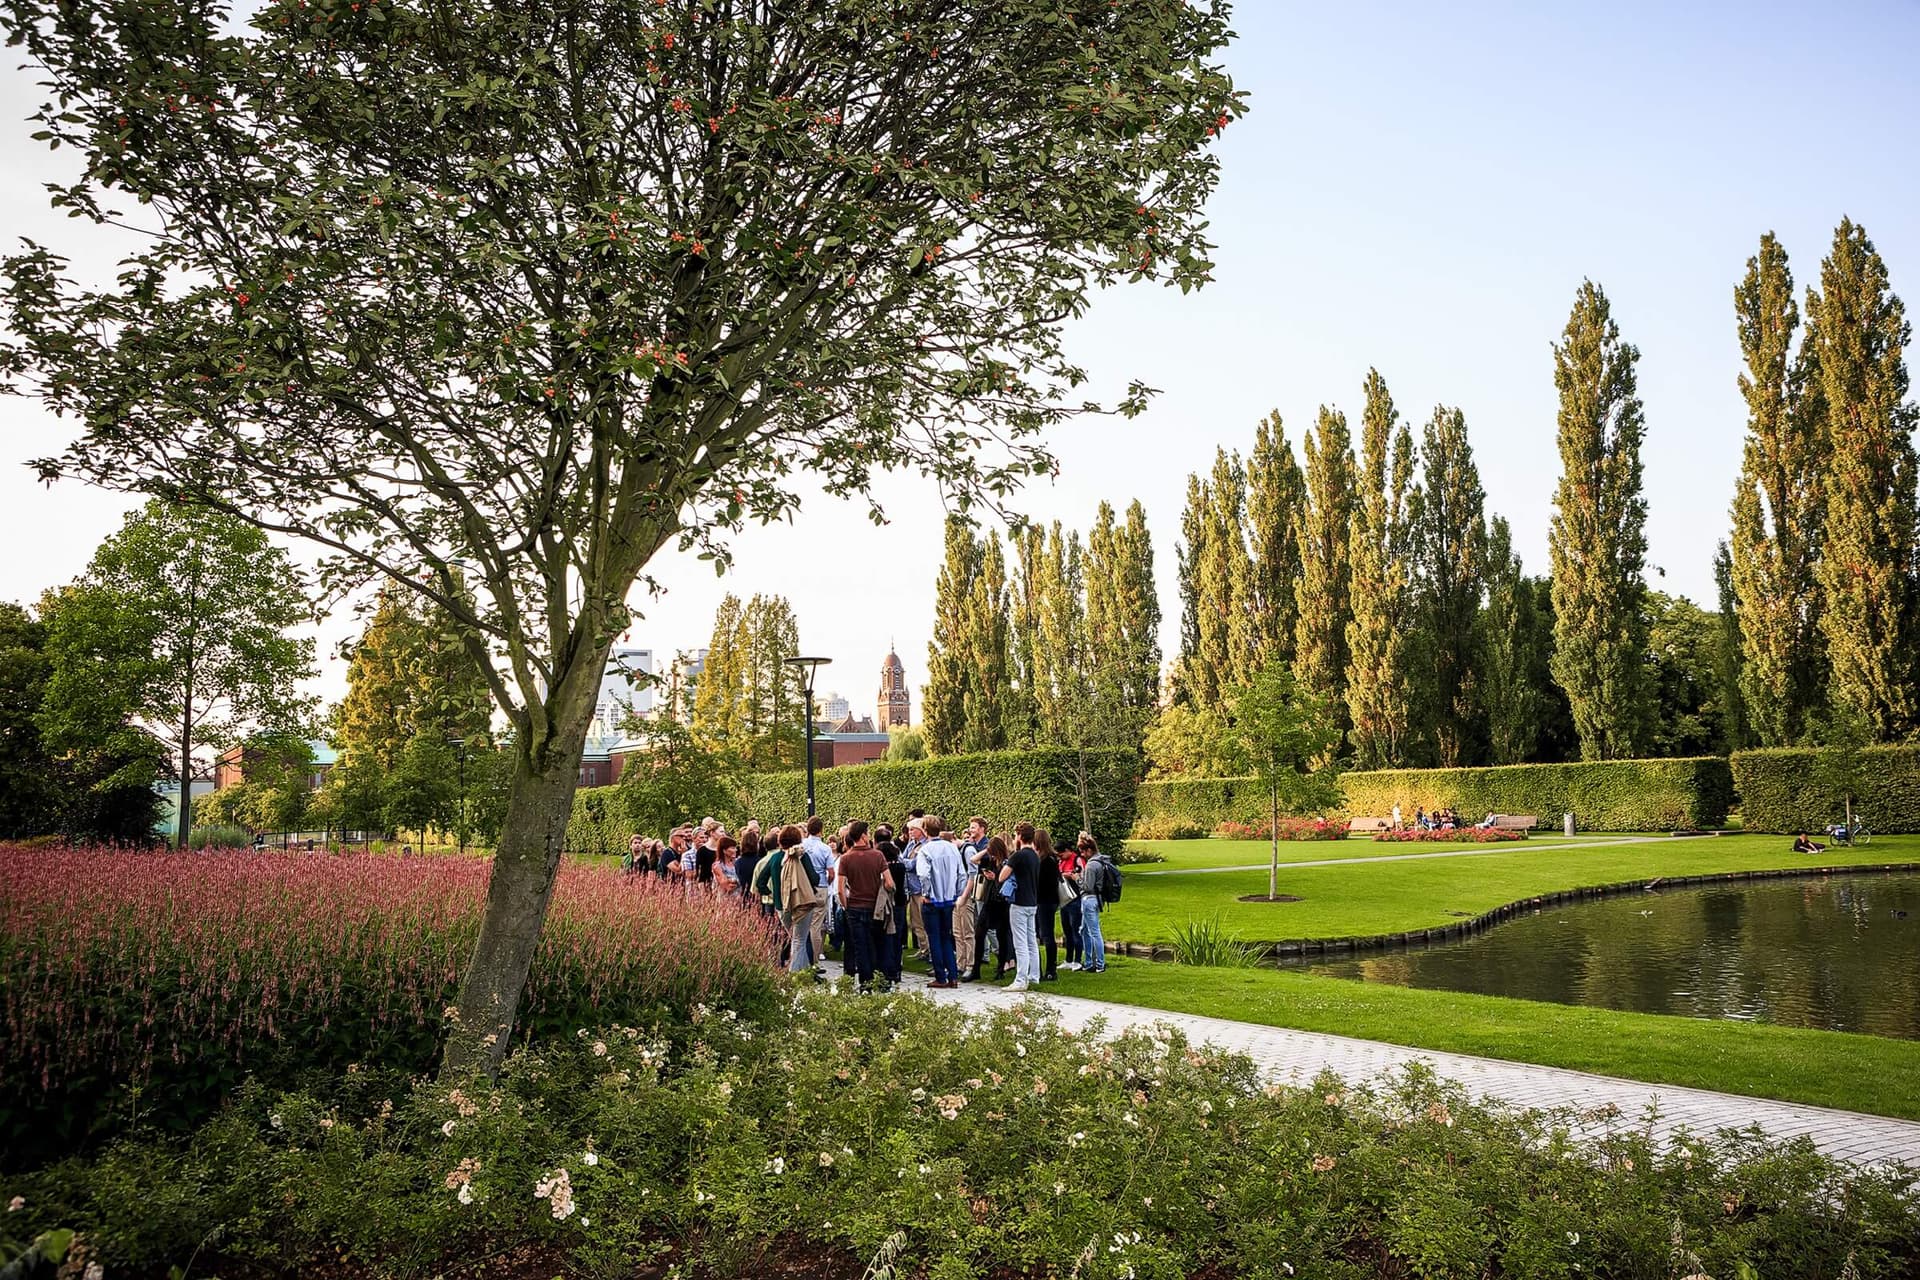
[447,736,469,855]
[782,656,832,818]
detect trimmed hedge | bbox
[1732,745,1920,833]
[1136,757,1735,834]
[1342,758,1734,831]
[568,747,1142,855]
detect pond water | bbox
[1287,872,1920,1040]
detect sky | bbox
[3,0,1918,725]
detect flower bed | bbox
[1214,817,1350,841]
[1373,826,1529,843]
[4,992,1913,1279]
[0,845,781,1163]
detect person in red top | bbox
[836,820,893,991]
[1059,833,1091,971]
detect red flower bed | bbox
[0,845,781,1159]
[1213,818,1350,842]
[1371,827,1528,843]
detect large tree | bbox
[1291,408,1355,729]
[1344,371,1416,769]
[1246,412,1306,670]
[959,533,1014,752]
[1084,498,1161,744]
[337,584,492,776]
[38,502,314,847]
[1409,406,1487,766]
[1808,219,1917,737]
[1477,518,1543,765]
[1182,448,1257,712]
[1729,232,1827,745]
[1,0,1239,1070]
[1548,283,1652,759]
[922,519,980,755]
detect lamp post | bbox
[782,656,832,818]
[447,736,468,855]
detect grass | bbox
[1129,831,1647,872]
[1104,832,1920,946]
[1041,957,1920,1121]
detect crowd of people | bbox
[621,813,1123,992]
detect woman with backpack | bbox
[774,823,824,976]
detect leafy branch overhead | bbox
[1,0,1243,737]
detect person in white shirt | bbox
[913,815,966,988]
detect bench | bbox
[1489,815,1539,832]
[1347,816,1392,835]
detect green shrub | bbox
[1129,814,1207,840]
[1343,758,1734,831]
[184,824,250,849]
[1133,776,1275,834]
[8,991,1915,1279]
[1732,745,1920,833]
[570,748,1142,855]
[1169,914,1259,967]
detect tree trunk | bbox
[1268,782,1279,901]
[440,652,602,1078]
[175,674,194,850]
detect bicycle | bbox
[1826,819,1872,847]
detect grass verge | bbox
[1128,831,1648,872]
[1105,833,1920,945]
[1045,957,1920,1121]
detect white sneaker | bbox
[1062,962,1082,971]
[1007,980,1030,992]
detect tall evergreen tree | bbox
[1478,518,1545,764]
[690,594,746,746]
[1176,450,1257,712]
[1549,282,1653,759]
[1344,371,1417,769]
[922,518,979,755]
[1291,408,1355,729]
[1729,232,1828,745]
[1034,524,1087,742]
[337,587,428,773]
[1809,218,1918,737]
[959,534,1013,752]
[1247,412,1306,669]
[1410,406,1488,765]
[738,594,804,768]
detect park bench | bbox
[1347,816,1392,835]
[1490,815,1539,832]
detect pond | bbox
[1287,871,1920,1040]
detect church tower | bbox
[877,648,911,729]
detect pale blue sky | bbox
[3,1,1916,720]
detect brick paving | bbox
[893,973,1920,1167]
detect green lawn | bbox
[1105,833,1920,947]
[1129,832,1648,872]
[1040,958,1920,1121]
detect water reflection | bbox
[1287,873,1920,1039]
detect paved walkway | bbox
[894,974,1920,1167]
[1133,834,1667,876]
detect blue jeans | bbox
[844,906,878,986]
[1080,899,1106,969]
[923,902,958,983]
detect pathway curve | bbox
[894,974,1920,1167]
[1134,834,1669,876]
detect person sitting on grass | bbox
[1793,832,1826,854]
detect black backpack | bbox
[1097,857,1122,904]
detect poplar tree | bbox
[1291,408,1355,728]
[1729,232,1827,745]
[922,519,979,755]
[960,534,1013,752]
[1344,371,1417,768]
[1007,525,1047,748]
[1478,518,1544,764]
[1172,474,1206,707]
[1809,219,1917,737]
[1549,282,1652,759]
[1034,524,1087,742]
[1410,406,1488,766]
[690,594,746,746]
[1247,412,1306,668]
[738,594,803,768]
[1117,500,1164,729]
[1084,504,1124,732]
[1179,450,1256,712]
[1712,542,1751,751]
